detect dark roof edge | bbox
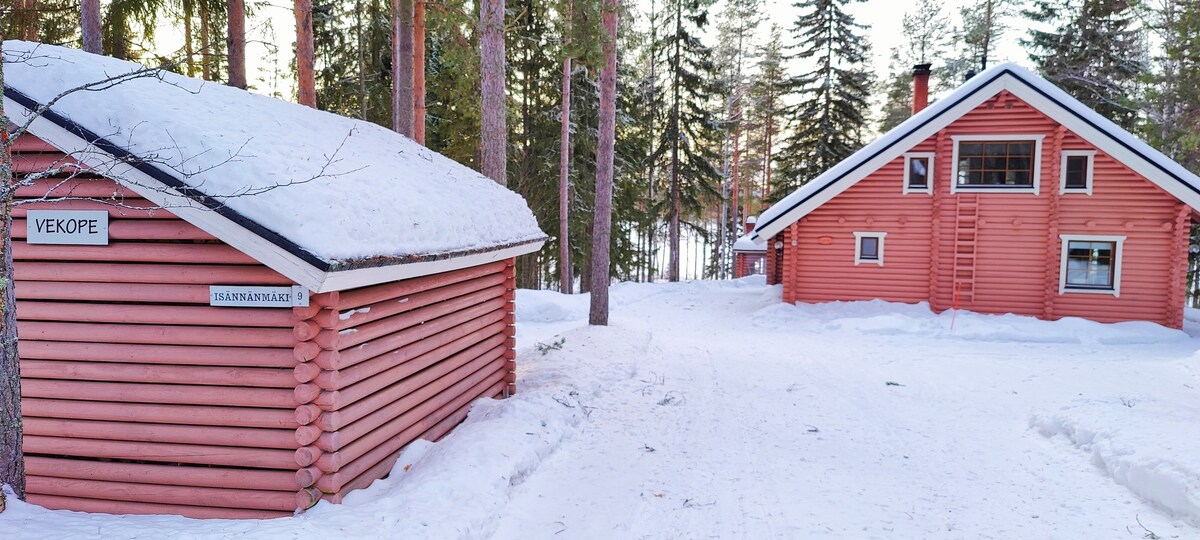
[5,86,334,271]
[329,235,547,272]
[756,68,1200,236]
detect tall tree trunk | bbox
[294,0,317,107]
[392,0,415,135]
[479,0,507,184]
[558,0,573,293]
[184,0,196,76]
[200,4,212,80]
[81,0,102,53]
[668,0,682,282]
[21,0,39,42]
[413,0,427,144]
[590,0,618,325]
[0,39,26,502]
[227,0,247,88]
[356,0,367,117]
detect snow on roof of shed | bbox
[751,62,1200,244]
[2,41,546,292]
[733,235,765,252]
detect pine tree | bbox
[657,0,722,282]
[1141,0,1200,173]
[1024,0,1146,130]
[295,0,317,106]
[775,0,872,196]
[742,25,786,207]
[589,0,618,324]
[877,0,949,133]
[82,0,102,52]
[942,0,1011,87]
[228,0,246,88]
[712,0,761,277]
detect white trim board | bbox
[750,63,1200,244]
[948,135,1044,195]
[5,96,544,293]
[1058,234,1124,297]
[1060,150,1096,195]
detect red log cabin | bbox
[751,62,1200,329]
[733,216,766,278]
[3,41,545,518]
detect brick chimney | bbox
[912,63,932,115]
[743,215,757,235]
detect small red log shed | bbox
[4,42,545,518]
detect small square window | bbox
[903,153,934,194]
[854,232,886,265]
[1060,151,1094,194]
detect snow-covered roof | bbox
[733,234,765,252]
[751,62,1200,244]
[2,41,545,292]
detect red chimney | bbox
[912,63,932,115]
[743,215,757,235]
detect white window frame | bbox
[1058,234,1125,297]
[950,134,1045,195]
[902,152,935,195]
[854,231,887,266]
[1059,150,1096,195]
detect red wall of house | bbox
[784,90,1190,328]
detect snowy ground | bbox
[4,277,1199,539]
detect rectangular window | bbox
[1060,151,1095,194]
[956,141,1035,187]
[903,153,935,194]
[1059,235,1124,296]
[854,232,886,266]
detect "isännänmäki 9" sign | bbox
[210,285,310,308]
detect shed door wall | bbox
[12,135,305,518]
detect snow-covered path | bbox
[497,280,1200,539]
[4,278,1198,539]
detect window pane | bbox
[1065,156,1088,189]
[961,143,983,155]
[1009,143,1033,156]
[984,143,1007,155]
[1065,240,1115,289]
[860,237,879,259]
[909,157,928,187]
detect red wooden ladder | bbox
[952,194,980,304]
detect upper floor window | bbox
[1060,150,1095,194]
[950,135,1044,194]
[903,153,934,194]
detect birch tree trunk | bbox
[414,0,427,144]
[590,0,618,325]
[479,0,507,185]
[392,0,415,136]
[0,38,27,503]
[81,0,102,53]
[558,0,573,294]
[227,0,247,89]
[295,0,317,107]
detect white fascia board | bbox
[751,75,1010,243]
[317,241,543,292]
[8,96,546,294]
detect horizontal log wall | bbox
[292,260,515,503]
[13,135,303,518]
[788,91,1188,327]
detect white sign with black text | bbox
[26,210,109,245]
[209,285,310,308]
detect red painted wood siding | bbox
[786,91,1190,328]
[12,134,518,517]
[734,252,765,278]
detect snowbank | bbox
[1031,393,1200,526]
[0,326,648,540]
[752,299,1186,345]
[2,41,544,263]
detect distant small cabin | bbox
[751,63,1200,329]
[733,216,765,278]
[4,41,545,518]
